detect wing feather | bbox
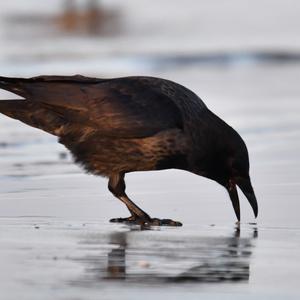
[0,75,183,138]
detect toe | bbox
[109,217,124,223]
[109,216,135,223]
[109,217,182,227]
[151,218,183,227]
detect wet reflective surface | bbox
[0,219,260,300]
[76,226,256,283]
[1,216,300,299]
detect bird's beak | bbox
[227,180,240,221]
[236,177,258,219]
[227,177,258,221]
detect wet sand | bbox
[1,1,300,299]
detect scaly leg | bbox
[108,173,182,226]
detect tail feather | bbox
[0,75,105,136]
[0,100,66,136]
[0,76,29,97]
[0,75,106,108]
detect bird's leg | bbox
[108,173,151,222]
[108,173,182,226]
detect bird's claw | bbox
[150,218,182,226]
[110,216,182,227]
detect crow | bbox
[0,75,258,226]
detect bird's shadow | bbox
[72,225,257,285]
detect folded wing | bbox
[0,75,183,138]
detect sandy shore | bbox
[1,1,300,298]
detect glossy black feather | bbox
[0,75,244,176]
[0,75,188,138]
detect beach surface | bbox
[1,1,300,299]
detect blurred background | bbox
[1,0,300,76]
[1,1,300,299]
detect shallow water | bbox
[0,220,256,299]
[1,1,300,299]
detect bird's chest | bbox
[61,129,188,176]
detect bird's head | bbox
[196,127,258,222]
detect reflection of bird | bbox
[172,227,253,283]
[106,232,127,279]
[0,75,258,225]
[86,226,257,282]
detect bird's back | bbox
[0,75,208,137]
[0,75,209,175]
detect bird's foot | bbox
[150,218,182,227]
[110,216,182,227]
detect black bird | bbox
[0,75,258,226]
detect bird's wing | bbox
[0,75,183,138]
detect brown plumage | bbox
[0,75,258,226]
